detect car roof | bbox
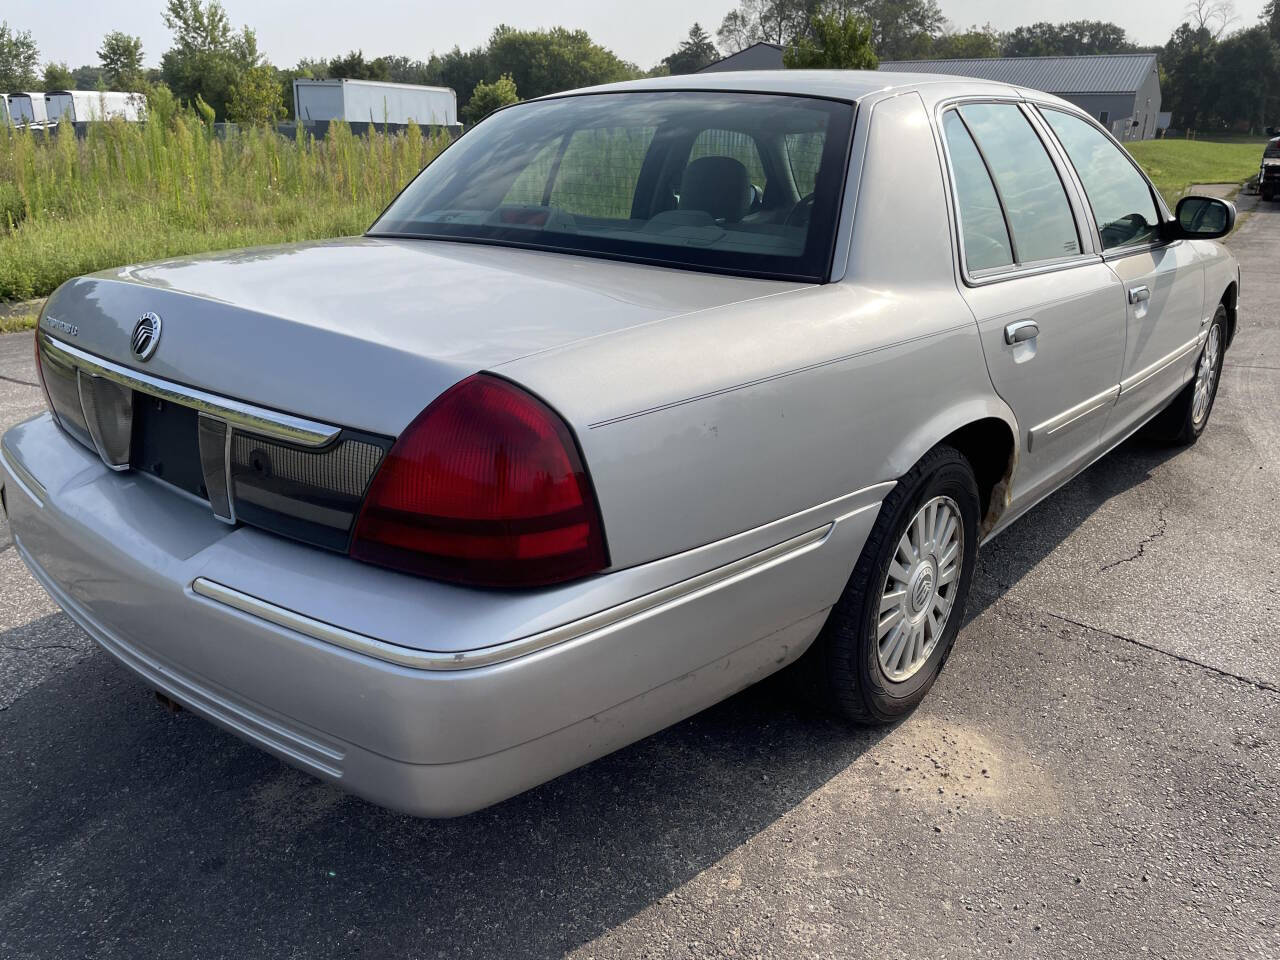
[552,69,1048,106]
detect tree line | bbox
[0,0,1277,134]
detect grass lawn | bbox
[1125,138,1264,206]
[0,118,449,307]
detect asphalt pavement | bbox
[0,202,1276,959]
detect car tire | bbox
[1150,304,1227,446]
[807,445,980,724]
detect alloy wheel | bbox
[876,495,964,683]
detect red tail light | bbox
[33,330,54,414]
[350,374,608,588]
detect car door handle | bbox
[1004,320,1039,344]
[1128,285,1150,304]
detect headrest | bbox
[678,156,753,223]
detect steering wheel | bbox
[784,193,815,229]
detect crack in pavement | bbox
[0,373,38,388]
[1224,362,1280,372]
[1043,608,1280,695]
[0,642,84,653]
[1099,505,1168,572]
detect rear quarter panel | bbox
[499,92,1013,570]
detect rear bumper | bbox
[1,414,883,816]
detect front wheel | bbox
[1150,305,1227,446]
[808,445,980,724]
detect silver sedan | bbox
[1,71,1239,816]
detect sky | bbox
[4,0,1270,73]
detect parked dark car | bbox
[1260,137,1280,201]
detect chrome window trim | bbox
[191,523,834,672]
[40,333,341,448]
[933,96,1099,288]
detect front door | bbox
[1103,244,1205,442]
[1034,107,1207,446]
[940,102,1127,512]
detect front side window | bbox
[957,103,1081,264]
[1040,109,1162,252]
[372,92,855,282]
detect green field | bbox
[1124,138,1264,206]
[0,118,449,305]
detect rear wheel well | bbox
[939,419,1015,537]
[1221,281,1238,346]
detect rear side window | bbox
[1040,109,1161,251]
[941,111,1014,272]
[957,103,1081,264]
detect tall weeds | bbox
[0,117,450,300]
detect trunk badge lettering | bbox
[45,316,78,337]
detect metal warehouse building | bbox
[878,54,1163,141]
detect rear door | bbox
[1037,107,1206,446]
[940,101,1127,511]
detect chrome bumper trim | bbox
[192,523,834,672]
[41,333,341,447]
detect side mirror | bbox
[1170,195,1236,240]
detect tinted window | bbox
[784,132,824,196]
[942,111,1013,272]
[690,129,767,190]
[1041,109,1161,251]
[958,103,1081,263]
[372,92,854,282]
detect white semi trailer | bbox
[45,90,146,123]
[7,92,48,126]
[293,79,457,126]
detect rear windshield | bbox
[370,91,855,282]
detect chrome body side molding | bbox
[1119,331,1206,397]
[1027,384,1120,452]
[192,523,834,672]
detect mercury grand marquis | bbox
[1,71,1239,816]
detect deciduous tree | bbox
[42,61,74,90]
[227,63,285,125]
[1163,22,1218,129]
[930,24,1001,59]
[834,0,945,60]
[160,0,260,120]
[99,31,145,89]
[325,50,390,81]
[0,21,39,90]
[1000,20,1134,57]
[1210,25,1278,130]
[784,11,877,68]
[462,73,519,125]
[485,25,638,101]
